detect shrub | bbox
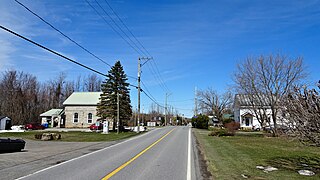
[34,133,42,139]
[208,127,235,136]
[224,121,240,133]
[192,114,209,129]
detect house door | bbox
[5,120,11,130]
[245,117,251,126]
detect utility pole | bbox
[137,57,152,133]
[117,91,120,134]
[165,92,172,126]
[137,58,141,133]
[194,87,198,116]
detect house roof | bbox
[235,94,272,107]
[222,114,234,119]
[63,92,102,106]
[0,116,10,121]
[40,109,64,117]
[241,112,254,117]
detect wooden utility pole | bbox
[137,57,152,133]
[194,87,198,116]
[165,92,172,126]
[117,91,120,134]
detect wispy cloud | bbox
[0,38,15,69]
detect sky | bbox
[1,0,320,118]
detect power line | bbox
[87,0,170,93]
[141,80,158,104]
[0,25,106,76]
[146,62,170,92]
[85,0,143,56]
[103,0,171,93]
[87,0,171,96]
[94,0,147,57]
[168,98,194,102]
[14,0,112,68]
[104,0,151,57]
[15,0,142,81]
[0,24,138,89]
[150,59,170,91]
[141,89,164,108]
[173,107,194,111]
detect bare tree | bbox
[83,74,102,92]
[0,70,40,124]
[283,84,320,146]
[197,87,233,122]
[234,54,305,135]
[0,69,104,125]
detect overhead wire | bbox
[104,0,152,57]
[6,0,172,111]
[150,59,170,91]
[146,62,169,92]
[141,90,164,108]
[168,98,194,102]
[14,0,112,68]
[85,0,143,56]
[98,0,171,93]
[0,25,138,89]
[141,80,159,104]
[14,0,141,83]
[94,0,147,57]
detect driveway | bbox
[0,139,119,180]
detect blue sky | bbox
[1,0,320,117]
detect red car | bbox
[25,123,45,130]
[89,122,103,130]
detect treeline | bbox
[0,70,102,125]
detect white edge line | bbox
[187,127,191,180]
[16,128,160,180]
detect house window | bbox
[88,113,93,124]
[73,113,79,123]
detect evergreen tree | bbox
[97,61,132,131]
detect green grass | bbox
[0,131,139,142]
[193,128,320,180]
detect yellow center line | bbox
[102,128,176,180]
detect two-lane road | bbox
[18,126,198,180]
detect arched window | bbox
[88,113,93,124]
[73,113,79,123]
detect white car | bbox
[252,124,261,131]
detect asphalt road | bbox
[17,126,199,180]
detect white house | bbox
[63,92,104,128]
[234,94,274,130]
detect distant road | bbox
[18,126,198,180]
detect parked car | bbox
[252,124,261,131]
[0,138,26,152]
[25,123,45,130]
[89,122,103,130]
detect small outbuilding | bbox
[40,109,64,128]
[0,116,12,130]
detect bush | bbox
[34,133,42,139]
[208,127,235,136]
[224,121,240,132]
[192,114,209,129]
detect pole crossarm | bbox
[140,57,153,67]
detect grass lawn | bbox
[0,131,139,142]
[193,128,320,180]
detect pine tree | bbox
[97,61,132,131]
